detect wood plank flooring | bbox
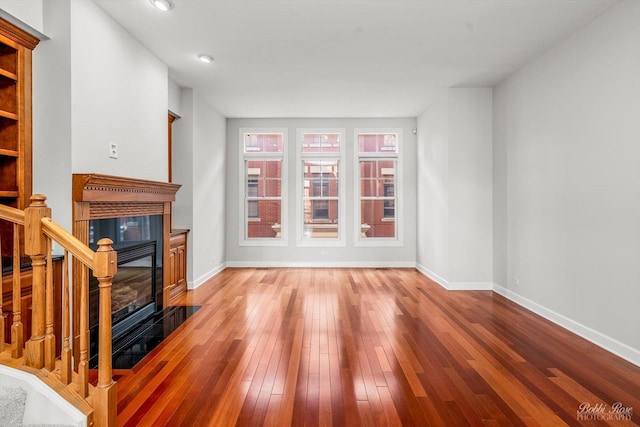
[114,268,640,426]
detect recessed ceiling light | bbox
[150,0,173,11]
[198,54,214,64]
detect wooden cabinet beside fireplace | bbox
[167,229,188,302]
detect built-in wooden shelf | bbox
[0,148,18,157]
[0,109,18,120]
[0,16,39,264]
[0,68,17,81]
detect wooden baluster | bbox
[60,250,71,384]
[11,224,22,358]
[44,238,55,371]
[78,266,89,398]
[92,238,117,427]
[24,194,50,369]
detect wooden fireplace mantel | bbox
[73,173,181,204]
[72,173,181,221]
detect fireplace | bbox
[88,213,162,327]
[72,174,181,367]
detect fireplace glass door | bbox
[88,214,163,349]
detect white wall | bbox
[226,118,417,266]
[32,0,72,230]
[417,91,449,281]
[417,88,493,289]
[70,0,168,182]
[32,0,169,227]
[172,89,193,235]
[191,93,226,285]
[449,89,493,284]
[172,88,226,287]
[0,0,44,35]
[493,0,640,364]
[168,78,182,118]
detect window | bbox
[240,129,287,245]
[355,129,401,243]
[247,175,259,218]
[303,160,338,225]
[297,129,345,244]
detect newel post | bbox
[93,238,117,427]
[24,194,51,369]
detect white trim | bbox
[239,237,288,247]
[415,263,448,288]
[416,264,491,290]
[226,261,416,268]
[447,282,493,291]
[238,128,288,246]
[493,283,640,368]
[354,128,403,247]
[356,236,404,247]
[189,262,228,289]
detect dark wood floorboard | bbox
[115,268,640,426]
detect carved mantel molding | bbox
[72,174,181,221]
[73,173,181,204]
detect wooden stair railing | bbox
[0,195,117,427]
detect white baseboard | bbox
[189,262,227,290]
[447,282,493,291]
[415,263,492,290]
[415,263,448,288]
[493,283,640,368]
[226,261,416,268]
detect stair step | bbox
[0,386,26,426]
[0,347,94,421]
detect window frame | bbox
[239,128,288,246]
[296,128,346,247]
[354,128,403,246]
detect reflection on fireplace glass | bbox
[89,215,154,245]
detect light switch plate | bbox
[109,142,119,159]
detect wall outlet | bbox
[320,250,329,256]
[109,142,119,159]
[512,276,520,285]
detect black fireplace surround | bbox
[88,214,163,367]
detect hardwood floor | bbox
[114,268,640,426]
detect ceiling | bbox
[94,0,617,118]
